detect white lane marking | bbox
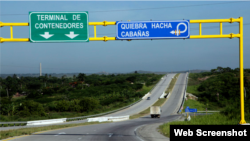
[78,137,82,140]
[108,133,113,137]
[54,132,66,136]
[134,125,145,141]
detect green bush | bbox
[42,87,54,95]
[56,100,70,112]
[47,102,57,111]
[3,124,8,127]
[79,97,99,112]
[18,100,46,117]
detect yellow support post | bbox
[220,22,223,35]
[199,23,202,35]
[239,17,246,124]
[88,21,116,41]
[0,22,29,27]
[190,34,240,39]
[0,22,29,43]
[94,25,97,38]
[190,18,240,23]
[88,21,116,26]
[10,26,13,39]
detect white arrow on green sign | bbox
[29,12,89,42]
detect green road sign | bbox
[29,12,89,42]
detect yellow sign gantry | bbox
[0,17,246,124]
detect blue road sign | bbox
[116,20,190,39]
[185,106,197,112]
[189,109,197,112]
[185,106,190,112]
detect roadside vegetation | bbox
[159,67,250,137]
[0,72,163,121]
[130,73,180,119]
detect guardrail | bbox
[0,121,27,127]
[177,72,189,114]
[87,115,129,122]
[27,118,66,126]
[197,111,220,113]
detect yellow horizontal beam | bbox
[89,37,116,41]
[190,34,240,39]
[0,38,29,43]
[0,22,29,27]
[190,18,240,23]
[89,21,116,26]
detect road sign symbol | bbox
[29,12,89,42]
[65,31,79,39]
[170,23,188,36]
[40,32,53,39]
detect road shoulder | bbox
[136,123,169,141]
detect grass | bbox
[130,74,180,119]
[186,77,204,96]
[0,121,111,140]
[186,84,203,96]
[165,74,180,93]
[183,99,207,111]
[140,85,154,94]
[158,113,239,138]
[12,96,26,101]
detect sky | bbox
[0,0,250,74]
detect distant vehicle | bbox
[150,106,161,118]
[147,97,150,100]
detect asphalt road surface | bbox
[9,73,188,141]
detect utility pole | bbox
[40,63,42,76]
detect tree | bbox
[61,75,67,85]
[19,76,24,89]
[211,69,217,74]
[79,97,99,112]
[217,66,223,73]
[44,74,48,87]
[77,73,86,89]
[0,77,3,90]
[26,81,42,98]
[2,76,18,98]
[134,71,138,74]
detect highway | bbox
[109,73,175,117]
[8,73,188,141]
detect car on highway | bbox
[147,97,150,100]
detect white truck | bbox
[150,106,161,118]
